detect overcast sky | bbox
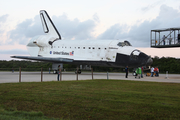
[1,0,180,60]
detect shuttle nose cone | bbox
[146,57,153,66]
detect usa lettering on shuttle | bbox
[53,51,69,55]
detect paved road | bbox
[0,71,180,83]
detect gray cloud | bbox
[52,14,96,40]
[98,4,180,47]
[8,15,42,45]
[97,24,129,40]
[0,14,8,23]
[93,13,100,23]
[8,13,96,45]
[0,14,9,33]
[6,4,180,48]
[141,1,162,12]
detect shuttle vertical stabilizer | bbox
[40,10,61,44]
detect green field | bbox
[0,80,180,120]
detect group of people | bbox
[162,35,172,45]
[125,66,144,78]
[125,66,159,78]
[162,34,180,45]
[150,67,159,77]
[58,65,159,80]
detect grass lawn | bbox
[0,80,180,120]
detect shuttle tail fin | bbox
[40,10,61,40]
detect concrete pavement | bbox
[0,71,180,83]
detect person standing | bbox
[135,67,141,79]
[168,36,172,45]
[178,34,180,44]
[157,67,159,77]
[162,35,166,45]
[57,65,61,81]
[151,67,154,77]
[155,67,159,77]
[125,66,129,78]
[49,67,51,74]
[141,66,144,78]
[138,67,142,79]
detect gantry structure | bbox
[151,28,180,48]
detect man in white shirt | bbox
[151,67,154,77]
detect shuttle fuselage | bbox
[12,10,153,68]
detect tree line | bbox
[0,57,180,73]
[151,56,180,74]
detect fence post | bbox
[91,68,93,80]
[165,71,168,79]
[60,71,62,81]
[107,71,109,80]
[19,67,21,82]
[76,67,78,81]
[41,68,43,82]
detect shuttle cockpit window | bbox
[130,49,141,60]
[124,41,132,46]
[117,41,132,47]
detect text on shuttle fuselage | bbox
[51,51,74,56]
[53,51,69,55]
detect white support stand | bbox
[165,71,168,79]
[107,72,109,80]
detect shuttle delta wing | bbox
[11,56,73,63]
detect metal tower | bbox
[151,28,180,48]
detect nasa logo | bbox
[50,51,52,54]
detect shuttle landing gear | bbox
[53,70,57,74]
